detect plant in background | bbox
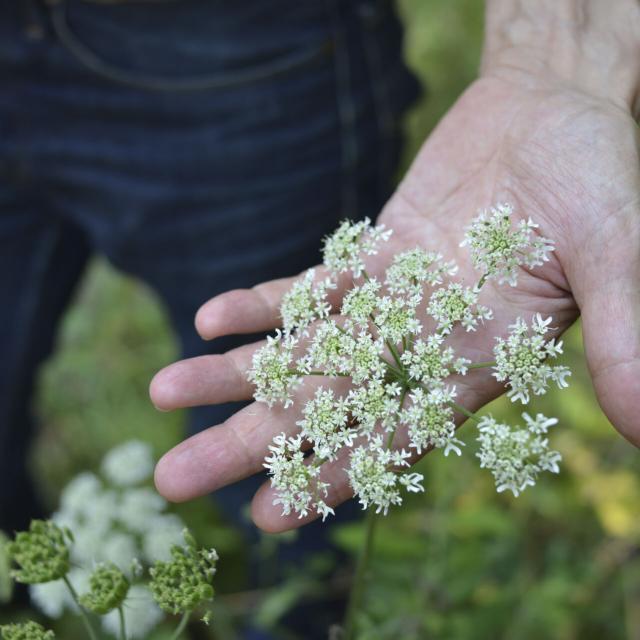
[149,530,218,637]
[0,621,55,640]
[28,441,185,638]
[1,441,216,640]
[2,523,217,640]
[248,204,570,638]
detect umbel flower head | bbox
[248,205,570,520]
[476,413,561,496]
[149,530,218,615]
[79,563,130,614]
[7,521,71,584]
[460,203,555,286]
[0,622,55,640]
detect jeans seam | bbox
[0,222,59,429]
[47,0,332,92]
[358,4,397,205]
[325,0,359,219]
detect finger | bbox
[149,342,258,411]
[194,267,354,340]
[578,257,640,446]
[154,376,352,502]
[195,276,298,340]
[154,400,288,502]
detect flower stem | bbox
[118,605,127,640]
[385,339,404,370]
[343,388,406,639]
[343,506,378,640]
[63,576,99,640]
[476,273,489,290]
[170,611,190,640]
[467,361,496,370]
[450,402,481,423]
[288,369,350,377]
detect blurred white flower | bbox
[142,515,185,563]
[101,440,154,487]
[102,585,163,639]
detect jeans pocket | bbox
[50,0,333,91]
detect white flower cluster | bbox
[460,203,555,286]
[477,413,562,496]
[248,206,569,520]
[493,314,571,403]
[322,217,392,277]
[30,441,182,639]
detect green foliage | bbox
[0,532,12,604]
[0,622,55,640]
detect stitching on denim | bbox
[0,223,59,432]
[358,2,397,205]
[48,0,331,92]
[325,0,359,219]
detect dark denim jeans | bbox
[0,0,419,633]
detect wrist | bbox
[481,0,640,117]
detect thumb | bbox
[575,225,640,446]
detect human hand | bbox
[151,4,640,532]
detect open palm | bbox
[151,76,640,532]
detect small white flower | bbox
[347,436,415,515]
[248,331,302,407]
[30,579,72,619]
[427,283,492,334]
[264,433,330,520]
[322,218,391,277]
[280,269,335,335]
[400,386,461,455]
[58,472,103,517]
[385,248,457,295]
[102,441,154,487]
[493,314,571,403]
[476,413,562,496]
[102,585,163,639]
[400,334,453,386]
[341,278,381,328]
[296,388,351,461]
[142,515,186,563]
[347,381,403,436]
[298,321,355,377]
[350,330,386,385]
[116,488,167,534]
[461,203,554,286]
[373,296,421,345]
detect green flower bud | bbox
[149,529,218,615]
[7,521,71,584]
[0,621,55,639]
[79,563,130,615]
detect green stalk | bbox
[450,402,481,423]
[343,507,378,640]
[466,361,496,370]
[385,339,404,370]
[288,369,350,377]
[63,576,99,640]
[170,611,190,640]
[118,605,127,640]
[343,389,407,639]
